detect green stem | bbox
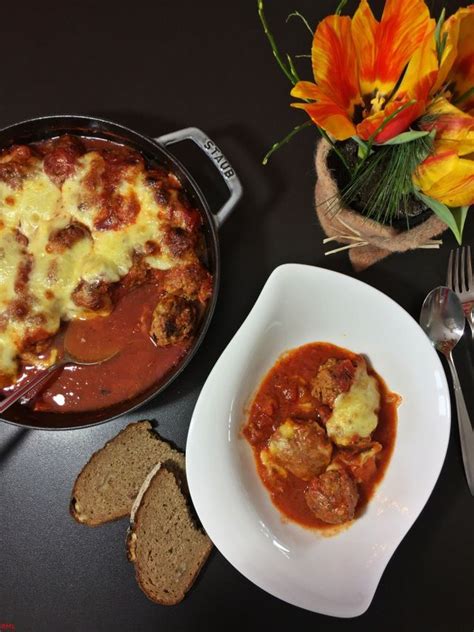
[384,63,409,105]
[262,121,312,164]
[258,0,296,85]
[286,53,301,83]
[318,128,352,174]
[335,0,348,15]
[286,11,314,36]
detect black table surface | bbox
[1,1,473,630]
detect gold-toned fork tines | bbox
[447,246,474,338]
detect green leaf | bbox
[435,8,446,61]
[352,136,368,149]
[377,130,430,145]
[356,144,367,160]
[451,205,469,240]
[352,136,371,159]
[414,191,468,244]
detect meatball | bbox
[311,357,358,407]
[0,155,31,189]
[46,222,91,254]
[162,263,212,304]
[305,467,359,524]
[150,294,198,346]
[261,419,333,481]
[71,279,112,312]
[43,135,85,186]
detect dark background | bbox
[1,1,473,630]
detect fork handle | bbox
[446,352,474,495]
[466,313,474,341]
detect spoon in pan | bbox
[420,285,474,495]
[0,326,118,414]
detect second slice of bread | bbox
[127,465,212,605]
[70,421,185,526]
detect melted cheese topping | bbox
[0,144,199,385]
[326,364,380,446]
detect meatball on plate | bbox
[243,343,395,529]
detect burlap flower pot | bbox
[315,139,447,271]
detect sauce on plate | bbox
[243,342,399,531]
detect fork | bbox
[447,246,474,339]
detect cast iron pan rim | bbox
[0,114,220,431]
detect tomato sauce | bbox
[4,284,190,413]
[243,342,399,532]
[0,134,212,413]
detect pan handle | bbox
[155,127,242,227]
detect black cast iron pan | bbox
[0,115,242,430]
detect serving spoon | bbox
[420,286,474,495]
[0,341,117,414]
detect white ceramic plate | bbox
[186,264,450,617]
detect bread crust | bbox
[70,420,184,526]
[126,466,212,606]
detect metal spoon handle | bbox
[446,352,474,495]
[0,363,61,414]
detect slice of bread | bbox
[70,420,185,526]
[127,465,212,605]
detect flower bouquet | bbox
[259,0,474,270]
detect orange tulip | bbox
[414,97,474,206]
[291,0,438,142]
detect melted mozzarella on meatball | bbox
[326,361,380,446]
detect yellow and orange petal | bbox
[352,0,432,98]
[396,19,438,102]
[356,20,437,144]
[414,150,474,207]
[291,82,356,140]
[423,97,474,156]
[351,0,378,97]
[311,15,361,115]
[448,6,474,111]
[432,12,461,94]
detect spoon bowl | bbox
[0,346,117,414]
[420,286,466,353]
